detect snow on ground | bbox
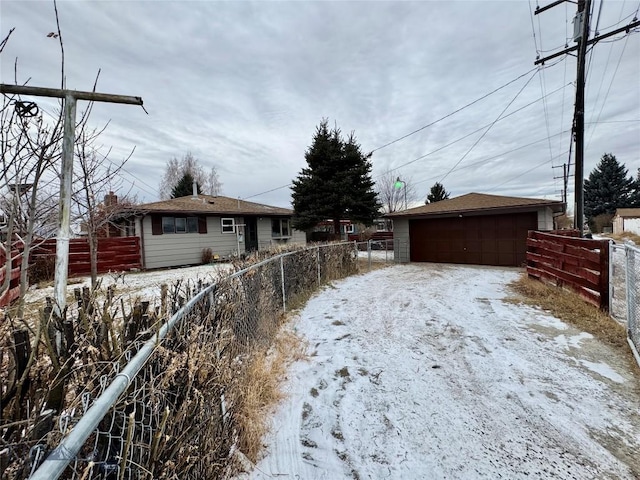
[24,263,232,306]
[240,263,640,480]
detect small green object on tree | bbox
[292,119,381,237]
[171,172,201,199]
[426,182,450,204]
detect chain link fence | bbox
[610,243,640,367]
[355,240,396,270]
[1,242,357,480]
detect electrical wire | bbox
[438,69,539,183]
[411,129,571,189]
[368,67,539,154]
[486,149,570,193]
[585,32,632,151]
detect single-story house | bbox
[119,194,306,269]
[612,208,640,235]
[386,192,564,266]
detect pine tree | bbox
[171,172,201,198]
[426,182,450,204]
[292,119,381,235]
[629,168,640,207]
[584,153,634,219]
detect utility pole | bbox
[553,163,571,207]
[535,1,639,236]
[0,84,143,316]
[574,0,591,234]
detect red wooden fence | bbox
[0,248,23,307]
[526,231,610,310]
[31,237,142,276]
[0,237,141,307]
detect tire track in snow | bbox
[239,264,640,479]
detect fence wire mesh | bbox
[355,240,396,269]
[1,242,357,480]
[610,243,640,367]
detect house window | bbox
[346,224,355,234]
[162,216,199,234]
[376,222,386,232]
[272,218,291,238]
[221,218,235,233]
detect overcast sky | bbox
[1,0,638,209]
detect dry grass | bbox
[233,327,306,463]
[607,232,640,245]
[510,274,637,370]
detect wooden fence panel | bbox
[1,237,141,306]
[32,237,141,276]
[526,231,609,310]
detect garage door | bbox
[409,212,538,266]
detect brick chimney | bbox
[104,191,118,207]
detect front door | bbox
[245,217,259,251]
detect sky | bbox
[1,0,639,210]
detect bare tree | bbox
[376,169,417,213]
[158,152,222,199]
[73,130,138,288]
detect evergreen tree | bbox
[629,168,640,207]
[292,119,381,235]
[584,153,634,219]
[171,172,201,198]
[426,182,450,204]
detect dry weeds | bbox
[233,328,306,463]
[608,232,640,245]
[509,274,637,371]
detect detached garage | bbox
[388,193,564,267]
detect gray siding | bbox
[393,218,410,263]
[142,215,242,269]
[257,217,306,249]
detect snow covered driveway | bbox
[244,264,640,480]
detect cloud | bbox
[1,0,638,209]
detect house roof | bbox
[386,192,565,218]
[132,194,293,217]
[614,208,640,218]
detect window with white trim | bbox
[271,218,291,238]
[221,217,235,233]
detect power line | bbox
[486,149,570,192]
[585,32,632,151]
[241,78,572,202]
[439,69,539,183]
[368,67,539,154]
[412,128,572,189]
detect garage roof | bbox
[386,192,564,218]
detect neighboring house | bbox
[386,192,564,266]
[119,194,306,269]
[612,208,640,235]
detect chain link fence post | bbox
[280,255,286,313]
[626,245,639,366]
[317,245,321,286]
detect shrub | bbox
[201,247,213,264]
[29,254,56,284]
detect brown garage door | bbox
[409,212,538,266]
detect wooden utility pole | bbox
[535,1,639,236]
[0,84,143,316]
[574,0,591,234]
